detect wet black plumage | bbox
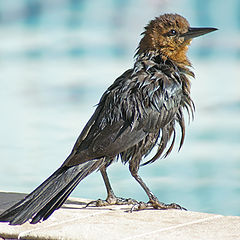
[0,14,217,225]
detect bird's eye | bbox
[168,29,177,36]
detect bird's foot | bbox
[85,196,138,208]
[130,199,187,212]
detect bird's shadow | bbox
[61,199,131,211]
[61,199,88,210]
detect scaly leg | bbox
[85,165,137,207]
[129,159,186,211]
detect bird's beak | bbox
[181,27,218,40]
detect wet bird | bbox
[0,13,217,225]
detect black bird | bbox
[0,13,217,225]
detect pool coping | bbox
[0,191,239,240]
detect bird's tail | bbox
[0,159,103,225]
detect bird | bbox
[0,13,217,225]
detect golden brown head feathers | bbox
[137,14,192,66]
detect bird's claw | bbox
[130,200,187,212]
[129,201,151,212]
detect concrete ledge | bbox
[0,191,239,240]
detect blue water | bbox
[0,0,239,216]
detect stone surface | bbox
[0,191,239,240]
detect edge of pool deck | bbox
[0,191,239,240]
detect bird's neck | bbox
[135,50,194,78]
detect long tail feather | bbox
[0,159,103,225]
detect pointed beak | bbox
[180,27,218,40]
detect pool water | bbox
[0,0,239,216]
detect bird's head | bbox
[137,14,217,66]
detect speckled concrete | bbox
[0,191,239,240]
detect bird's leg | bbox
[129,161,186,211]
[85,165,137,207]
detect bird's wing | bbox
[63,67,183,167]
